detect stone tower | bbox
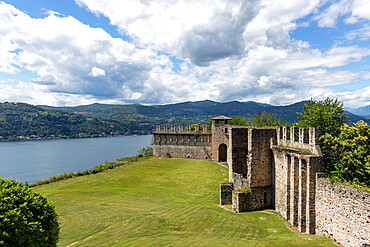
[211,116,232,162]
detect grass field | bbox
[35,157,335,247]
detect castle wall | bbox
[315,176,370,247]
[228,127,249,181]
[272,127,322,234]
[212,124,229,162]
[248,128,276,188]
[153,125,212,160]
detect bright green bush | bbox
[321,121,369,187]
[0,178,59,246]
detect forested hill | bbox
[42,100,367,125]
[1,101,367,141]
[0,102,127,141]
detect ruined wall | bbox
[248,128,276,188]
[272,127,322,234]
[228,127,248,181]
[316,177,370,247]
[229,128,276,212]
[153,125,212,160]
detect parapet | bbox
[274,126,321,156]
[154,125,210,134]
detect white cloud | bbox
[90,67,105,77]
[314,0,370,27]
[0,1,369,108]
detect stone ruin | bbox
[153,116,369,246]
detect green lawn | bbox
[35,157,335,247]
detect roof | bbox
[211,115,232,120]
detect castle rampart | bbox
[153,125,212,160]
[272,126,322,234]
[153,117,368,246]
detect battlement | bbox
[154,125,210,134]
[274,127,321,155]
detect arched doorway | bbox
[219,144,227,162]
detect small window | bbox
[225,128,228,133]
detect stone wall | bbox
[248,128,276,188]
[272,127,323,234]
[153,125,212,160]
[211,124,229,162]
[228,127,249,181]
[316,177,370,247]
[220,184,233,205]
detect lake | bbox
[0,135,152,183]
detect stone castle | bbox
[153,116,369,247]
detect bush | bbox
[0,178,59,246]
[321,121,369,187]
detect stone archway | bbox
[219,144,227,162]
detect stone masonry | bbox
[153,116,369,246]
[315,175,370,247]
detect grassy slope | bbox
[35,158,335,247]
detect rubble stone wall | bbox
[315,177,370,247]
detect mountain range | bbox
[41,100,368,125]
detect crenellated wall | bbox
[153,125,212,160]
[272,126,322,234]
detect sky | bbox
[0,0,369,107]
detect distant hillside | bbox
[346,105,370,116]
[0,102,127,141]
[2,100,366,141]
[41,100,368,125]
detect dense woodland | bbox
[0,102,128,141]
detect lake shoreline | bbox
[0,133,148,143]
[0,135,152,183]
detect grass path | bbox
[35,157,335,246]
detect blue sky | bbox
[0,0,369,107]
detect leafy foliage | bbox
[0,178,59,246]
[138,146,153,157]
[296,98,369,187]
[321,121,369,187]
[230,116,248,126]
[230,112,288,127]
[296,98,348,137]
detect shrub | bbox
[0,178,59,246]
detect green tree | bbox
[246,111,288,127]
[321,121,370,187]
[207,118,212,131]
[296,98,348,137]
[230,116,247,126]
[296,98,349,174]
[0,178,59,246]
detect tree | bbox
[246,111,288,127]
[0,178,59,247]
[296,98,348,137]
[321,121,370,187]
[296,98,349,174]
[229,113,288,127]
[230,116,247,126]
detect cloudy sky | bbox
[0,0,369,107]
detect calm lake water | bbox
[0,135,152,183]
